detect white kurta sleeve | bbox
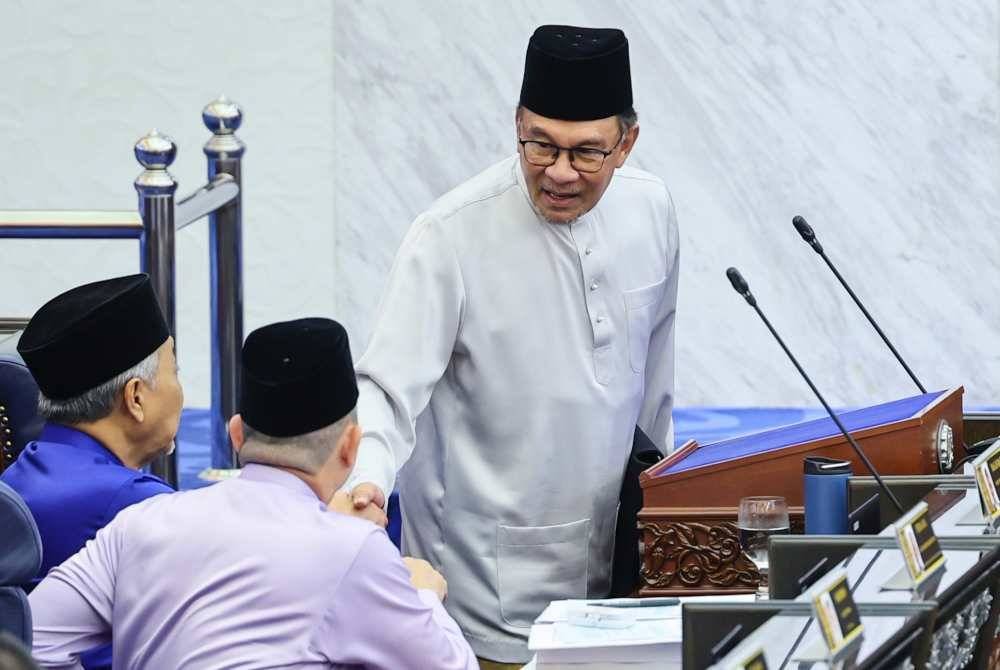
[346,215,466,496]
[636,193,680,453]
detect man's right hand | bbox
[349,481,386,514]
[402,557,448,602]
[328,491,388,528]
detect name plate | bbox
[893,501,946,587]
[810,569,864,656]
[717,646,769,670]
[736,648,768,670]
[973,439,1000,526]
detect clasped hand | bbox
[328,481,388,528]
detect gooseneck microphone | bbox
[792,215,926,394]
[726,267,905,513]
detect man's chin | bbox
[528,191,585,224]
[537,205,581,225]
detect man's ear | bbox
[616,124,639,167]
[337,423,362,470]
[122,377,145,422]
[229,414,245,452]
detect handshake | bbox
[329,482,447,602]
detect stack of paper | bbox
[528,599,682,669]
[526,595,757,669]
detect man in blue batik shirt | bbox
[1,273,183,669]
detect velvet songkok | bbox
[241,318,358,438]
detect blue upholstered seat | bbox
[0,332,44,470]
[0,480,42,647]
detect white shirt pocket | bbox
[623,277,667,374]
[496,518,591,628]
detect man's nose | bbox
[544,149,580,184]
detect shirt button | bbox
[590,281,599,291]
[595,316,605,323]
[585,247,593,255]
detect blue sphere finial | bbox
[134,129,177,169]
[202,95,243,134]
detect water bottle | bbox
[803,456,852,534]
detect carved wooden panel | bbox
[639,518,760,594]
[638,507,804,596]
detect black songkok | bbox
[241,318,358,438]
[18,274,169,400]
[519,25,632,121]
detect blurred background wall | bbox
[2,0,997,408]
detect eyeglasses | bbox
[517,130,624,173]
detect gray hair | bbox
[238,410,357,474]
[515,104,639,139]
[617,106,638,134]
[37,350,160,425]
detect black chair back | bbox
[768,535,869,599]
[848,475,969,529]
[681,602,786,669]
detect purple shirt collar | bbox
[238,463,320,501]
[38,422,123,465]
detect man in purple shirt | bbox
[29,318,477,669]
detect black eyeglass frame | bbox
[517,129,625,173]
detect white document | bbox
[528,595,754,665]
[528,618,681,663]
[535,594,756,624]
[522,657,669,670]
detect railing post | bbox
[134,130,179,487]
[202,97,245,469]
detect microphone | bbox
[726,267,905,513]
[791,215,926,394]
[726,267,755,306]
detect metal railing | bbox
[0,96,246,487]
[0,319,30,333]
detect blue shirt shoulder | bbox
[0,423,172,578]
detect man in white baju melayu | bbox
[346,25,680,666]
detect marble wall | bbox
[334,0,1000,408]
[1,1,997,409]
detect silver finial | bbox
[202,95,243,135]
[134,130,177,169]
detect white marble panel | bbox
[333,0,1000,407]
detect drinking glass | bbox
[737,496,790,599]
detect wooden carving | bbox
[638,507,805,596]
[639,518,759,593]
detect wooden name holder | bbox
[637,388,966,596]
